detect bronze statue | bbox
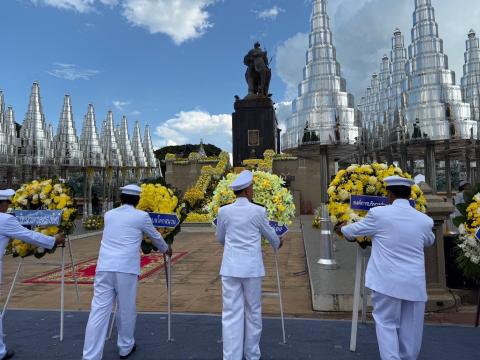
[244,42,272,98]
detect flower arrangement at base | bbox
[83,215,104,230]
[137,182,187,253]
[207,171,296,226]
[9,179,77,258]
[453,184,480,281]
[185,212,212,223]
[325,163,427,247]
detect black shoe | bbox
[119,344,136,359]
[1,351,14,360]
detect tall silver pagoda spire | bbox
[47,123,55,161]
[55,95,83,166]
[405,0,476,141]
[461,29,480,122]
[19,82,51,166]
[143,124,158,169]
[131,120,147,168]
[5,106,17,157]
[102,110,123,167]
[117,116,137,168]
[282,0,359,151]
[389,29,408,141]
[80,104,105,167]
[0,91,6,157]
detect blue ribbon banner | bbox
[213,218,288,236]
[14,210,63,226]
[476,228,480,242]
[148,213,180,229]
[269,221,289,236]
[350,195,415,211]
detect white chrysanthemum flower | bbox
[473,193,480,202]
[346,165,358,172]
[458,224,466,234]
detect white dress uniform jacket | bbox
[0,213,55,358]
[83,204,168,360]
[96,204,169,275]
[216,197,280,277]
[342,199,435,302]
[216,197,280,360]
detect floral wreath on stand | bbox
[453,183,480,281]
[208,171,296,228]
[137,180,187,254]
[8,179,77,258]
[325,163,427,247]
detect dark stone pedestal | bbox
[232,97,277,167]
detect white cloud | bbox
[30,0,96,13]
[30,0,117,12]
[256,5,284,20]
[275,32,309,100]
[113,100,130,111]
[130,110,142,116]
[121,0,218,45]
[47,63,100,80]
[154,109,231,151]
[30,0,219,44]
[275,101,292,131]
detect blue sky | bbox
[1,0,479,152]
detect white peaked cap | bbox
[120,184,142,196]
[384,176,415,188]
[0,189,15,200]
[230,170,253,191]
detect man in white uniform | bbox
[82,185,170,360]
[336,176,435,360]
[0,189,65,360]
[216,170,282,360]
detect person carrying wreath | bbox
[0,189,65,360]
[82,184,170,360]
[216,170,283,360]
[335,176,435,360]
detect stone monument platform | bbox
[232,96,278,167]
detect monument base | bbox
[232,96,278,167]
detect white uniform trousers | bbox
[222,276,263,360]
[0,263,6,359]
[371,291,425,360]
[83,271,138,360]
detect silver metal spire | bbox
[461,29,480,122]
[55,95,83,166]
[143,124,158,169]
[282,0,359,152]
[131,120,147,168]
[19,82,51,166]
[405,0,476,141]
[389,29,408,143]
[117,116,137,168]
[80,104,105,167]
[47,123,55,160]
[102,110,123,167]
[5,106,17,157]
[0,91,6,157]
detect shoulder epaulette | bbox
[252,201,265,208]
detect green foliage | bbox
[154,143,222,161]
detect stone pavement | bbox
[1,228,312,316]
[2,310,479,359]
